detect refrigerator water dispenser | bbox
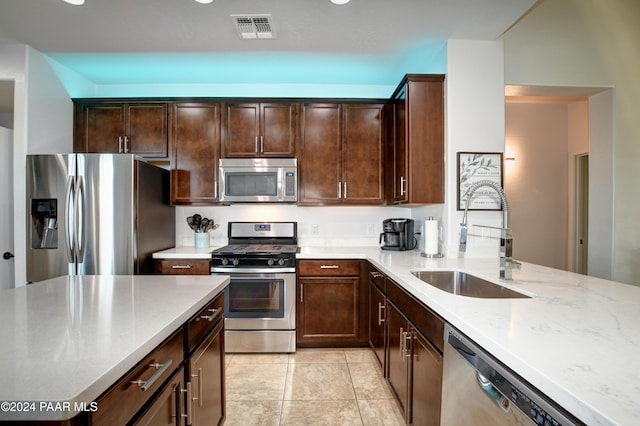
[30,198,58,249]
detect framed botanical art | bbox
[457,152,504,210]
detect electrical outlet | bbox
[311,224,319,235]
[367,223,375,236]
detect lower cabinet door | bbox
[410,328,443,426]
[386,301,410,421]
[133,367,185,426]
[187,320,225,426]
[368,282,386,372]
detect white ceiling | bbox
[0,0,539,112]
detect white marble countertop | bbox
[297,246,639,426]
[152,246,219,260]
[0,274,229,421]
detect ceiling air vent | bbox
[231,14,275,39]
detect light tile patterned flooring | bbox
[224,348,406,425]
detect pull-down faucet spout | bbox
[459,180,520,280]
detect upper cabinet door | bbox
[389,75,445,205]
[171,103,221,205]
[222,102,297,158]
[125,103,170,158]
[298,103,342,204]
[342,104,385,204]
[73,101,170,160]
[75,103,125,153]
[260,103,297,157]
[222,103,260,157]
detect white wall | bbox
[444,39,506,257]
[504,0,638,284]
[174,205,418,249]
[0,45,74,287]
[505,101,571,270]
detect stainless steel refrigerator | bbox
[26,154,175,283]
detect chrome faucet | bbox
[459,180,521,280]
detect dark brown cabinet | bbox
[296,260,368,347]
[171,103,221,205]
[133,367,184,426]
[299,103,385,205]
[368,265,386,372]
[186,320,224,426]
[385,277,444,426]
[388,75,445,205]
[87,291,226,426]
[156,259,212,275]
[74,101,170,160]
[222,103,297,157]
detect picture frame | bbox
[457,152,504,211]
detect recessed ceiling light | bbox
[64,0,85,5]
[330,0,351,4]
[194,0,214,3]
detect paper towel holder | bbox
[420,216,444,258]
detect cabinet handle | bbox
[344,182,347,199]
[118,136,123,153]
[171,265,192,269]
[300,283,303,302]
[184,381,193,425]
[320,265,339,269]
[191,368,203,408]
[255,136,259,153]
[199,308,221,322]
[406,331,413,359]
[400,176,406,196]
[131,359,173,391]
[124,135,129,153]
[370,271,383,279]
[260,136,264,153]
[338,181,342,198]
[399,327,405,359]
[377,302,385,325]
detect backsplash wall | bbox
[175,205,443,250]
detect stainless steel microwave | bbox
[219,158,297,203]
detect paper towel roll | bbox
[424,218,439,255]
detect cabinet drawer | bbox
[298,260,360,277]
[186,292,224,353]
[92,329,184,426]
[387,278,444,353]
[156,259,211,275]
[368,264,385,292]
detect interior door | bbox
[0,126,14,289]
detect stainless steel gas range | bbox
[210,222,297,353]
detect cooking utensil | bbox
[200,218,209,233]
[187,215,195,231]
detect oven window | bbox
[226,172,278,196]
[224,277,285,319]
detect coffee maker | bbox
[379,218,417,251]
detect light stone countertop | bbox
[297,246,639,426]
[0,274,229,421]
[152,246,220,260]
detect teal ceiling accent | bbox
[47,41,447,99]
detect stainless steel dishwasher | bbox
[441,324,583,426]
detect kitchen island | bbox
[0,274,229,423]
[298,247,640,426]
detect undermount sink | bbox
[410,270,530,299]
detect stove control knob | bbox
[278,258,285,266]
[221,258,229,266]
[267,258,275,266]
[232,258,240,266]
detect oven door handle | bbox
[210,267,296,274]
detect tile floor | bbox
[224,348,406,425]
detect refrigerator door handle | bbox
[64,176,75,263]
[75,176,86,264]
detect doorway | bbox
[0,126,14,289]
[575,154,589,274]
